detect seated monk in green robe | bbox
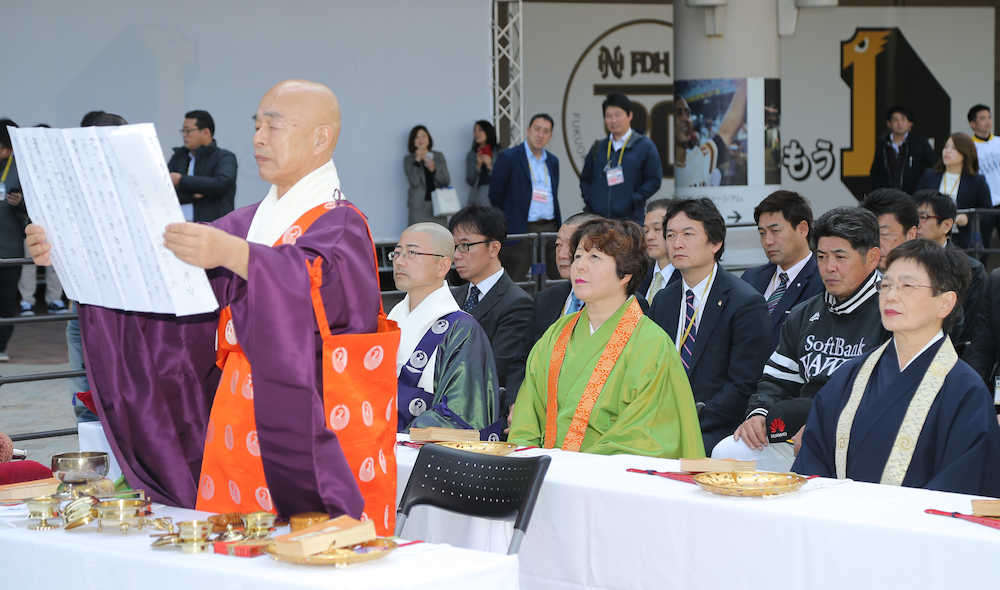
[509,218,705,458]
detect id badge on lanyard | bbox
[532,188,550,203]
[606,167,624,186]
[0,183,6,200]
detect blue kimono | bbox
[793,336,1000,497]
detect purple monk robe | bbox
[79,201,379,518]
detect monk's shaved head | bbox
[405,223,455,257]
[253,79,342,195]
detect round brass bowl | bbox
[176,520,214,542]
[266,538,398,566]
[26,496,62,531]
[51,452,109,484]
[243,511,276,539]
[96,498,150,534]
[290,512,329,532]
[436,441,518,456]
[692,471,808,497]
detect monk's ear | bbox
[937,290,958,321]
[313,125,333,153]
[438,256,452,278]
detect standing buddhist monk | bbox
[26,80,384,519]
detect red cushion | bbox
[0,461,53,485]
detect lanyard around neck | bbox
[677,264,716,350]
[606,133,630,167]
[1,156,12,183]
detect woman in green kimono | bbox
[509,218,704,458]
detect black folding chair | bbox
[395,443,550,555]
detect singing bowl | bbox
[51,452,109,483]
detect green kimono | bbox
[509,298,705,458]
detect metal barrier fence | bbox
[5,208,998,444]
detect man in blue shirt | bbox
[580,93,663,223]
[490,113,562,282]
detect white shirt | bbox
[246,160,342,245]
[763,252,812,300]
[675,263,718,352]
[893,330,944,372]
[469,267,504,299]
[387,282,460,394]
[646,262,676,301]
[939,172,961,200]
[610,128,633,153]
[973,134,1000,205]
[181,154,196,221]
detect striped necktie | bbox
[680,289,697,371]
[462,284,481,312]
[766,272,789,315]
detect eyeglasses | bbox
[454,240,492,253]
[875,280,935,296]
[388,247,445,262]
[179,127,200,136]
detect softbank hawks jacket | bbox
[747,270,889,436]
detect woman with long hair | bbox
[917,132,991,249]
[465,120,498,207]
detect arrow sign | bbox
[727,211,742,223]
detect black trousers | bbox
[0,266,20,352]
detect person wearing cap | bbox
[794,240,1000,496]
[712,208,890,470]
[580,93,662,224]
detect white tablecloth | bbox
[77,420,123,481]
[395,437,1000,590]
[0,503,518,590]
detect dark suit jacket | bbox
[963,267,1000,385]
[635,265,681,302]
[452,271,533,404]
[648,267,772,452]
[489,143,561,234]
[529,281,572,347]
[740,255,824,348]
[917,170,992,249]
[167,141,237,222]
[869,133,936,195]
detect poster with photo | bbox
[764,78,781,186]
[674,78,748,188]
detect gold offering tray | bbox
[436,441,518,456]
[266,538,397,567]
[692,471,807,497]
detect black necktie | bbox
[462,285,481,312]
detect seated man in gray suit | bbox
[450,206,533,422]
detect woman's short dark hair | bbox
[448,204,507,243]
[663,198,726,261]
[407,124,433,154]
[753,190,813,237]
[569,219,649,296]
[884,239,971,331]
[912,189,957,222]
[812,207,879,253]
[933,132,979,176]
[471,120,499,151]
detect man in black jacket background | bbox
[168,110,237,222]
[869,106,936,195]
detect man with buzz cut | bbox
[714,207,890,469]
[388,222,501,438]
[168,109,237,222]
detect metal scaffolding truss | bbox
[493,0,524,146]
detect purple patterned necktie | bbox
[680,289,697,371]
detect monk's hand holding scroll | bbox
[25,224,52,266]
[164,222,250,279]
[733,415,768,450]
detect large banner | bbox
[780,7,993,213]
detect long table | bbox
[395,438,1000,590]
[0,503,518,590]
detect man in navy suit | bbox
[741,191,823,348]
[490,114,561,282]
[636,198,680,304]
[649,198,771,452]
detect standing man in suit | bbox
[527,212,602,346]
[450,206,533,422]
[648,199,771,452]
[167,110,238,223]
[490,113,561,282]
[580,93,663,223]
[741,191,823,347]
[636,198,680,304]
[869,105,936,195]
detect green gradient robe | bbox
[510,298,705,458]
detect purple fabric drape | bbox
[79,201,379,517]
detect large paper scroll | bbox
[7,123,218,316]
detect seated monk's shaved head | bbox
[406,223,456,257]
[253,79,342,196]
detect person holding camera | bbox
[404,125,451,226]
